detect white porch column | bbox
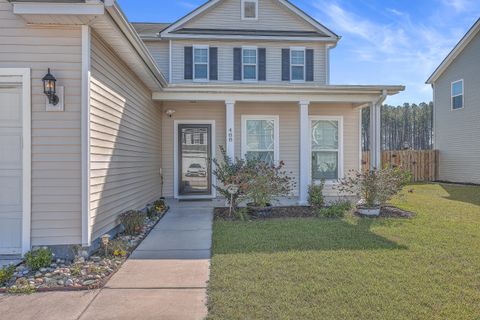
[299,100,310,205]
[369,102,381,169]
[225,99,235,160]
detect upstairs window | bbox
[242,0,258,20]
[291,48,305,82]
[451,79,464,110]
[193,46,209,80]
[242,47,257,81]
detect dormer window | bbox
[242,0,258,20]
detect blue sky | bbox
[118,0,480,105]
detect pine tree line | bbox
[362,102,434,151]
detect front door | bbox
[178,124,212,196]
[0,86,23,255]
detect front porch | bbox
[155,85,399,203]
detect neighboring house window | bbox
[451,79,464,110]
[193,46,209,80]
[242,115,279,165]
[291,48,305,82]
[242,47,257,81]
[242,0,258,20]
[311,117,343,181]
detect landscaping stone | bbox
[0,204,168,292]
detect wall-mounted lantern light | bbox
[165,109,176,118]
[42,68,59,105]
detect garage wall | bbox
[0,0,82,246]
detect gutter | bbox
[103,0,168,89]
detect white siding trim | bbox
[308,115,344,184]
[173,120,217,199]
[169,40,172,83]
[225,100,235,159]
[81,25,92,247]
[0,68,32,256]
[13,2,105,15]
[241,115,280,163]
[298,101,309,204]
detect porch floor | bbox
[0,200,216,320]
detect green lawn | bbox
[207,184,480,320]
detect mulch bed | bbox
[214,206,316,220]
[355,206,416,219]
[215,205,415,220]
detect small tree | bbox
[212,146,249,211]
[337,167,411,208]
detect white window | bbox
[242,47,257,81]
[193,46,208,81]
[451,79,464,110]
[241,115,279,165]
[242,0,258,20]
[290,48,305,82]
[310,116,343,181]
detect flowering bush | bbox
[213,146,295,209]
[337,167,411,208]
[241,160,295,208]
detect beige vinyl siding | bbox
[90,32,163,241]
[433,31,480,184]
[144,40,170,82]
[161,102,226,197]
[0,0,82,246]
[170,40,327,84]
[182,0,318,32]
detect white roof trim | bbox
[12,1,105,15]
[426,18,480,84]
[160,0,339,41]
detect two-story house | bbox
[427,18,480,185]
[0,0,404,258]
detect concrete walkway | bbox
[0,200,216,320]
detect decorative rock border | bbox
[0,204,169,294]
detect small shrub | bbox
[70,264,82,277]
[0,264,16,286]
[107,239,128,258]
[308,181,325,209]
[24,247,53,271]
[119,210,146,235]
[319,201,352,218]
[338,167,411,208]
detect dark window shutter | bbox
[184,46,193,80]
[233,48,242,81]
[282,49,290,81]
[306,49,314,82]
[209,47,218,80]
[258,48,266,81]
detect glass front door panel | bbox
[179,124,212,196]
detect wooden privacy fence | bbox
[362,150,439,182]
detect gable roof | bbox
[132,22,171,39]
[160,0,339,41]
[426,18,480,84]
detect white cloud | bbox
[310,0,477,104]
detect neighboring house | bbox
[427,18,480,185]
[0,0,404,258]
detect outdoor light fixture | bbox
[42,68,59,105]
[165,109,176,118]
